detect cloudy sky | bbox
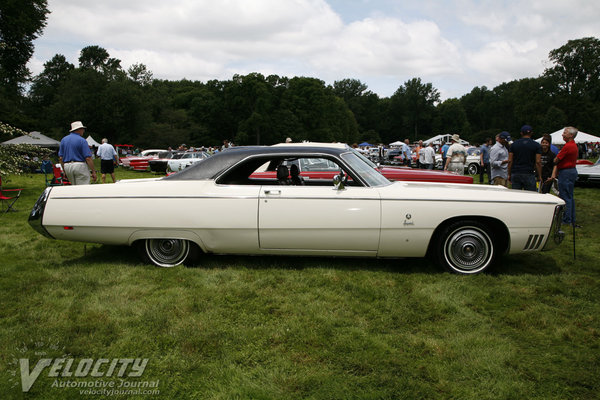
[29,0,600,99]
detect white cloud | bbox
[29,0,600,98]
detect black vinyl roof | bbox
[163,145,348,181]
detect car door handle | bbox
[264,190,281,195]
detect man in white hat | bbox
[58,121,97,185]
[444,134,467,175]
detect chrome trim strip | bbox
[53,195,258,200]
[52,195,562,205]
[524,235,533,250]
[534,234,544,249]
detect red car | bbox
[253,145,473,184]
[120,149,167,171]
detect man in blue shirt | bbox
[441,142,450,169]
[479,138,492,183]
[58,121,97,185]
[508,125,542,191]
[401,139,412,166]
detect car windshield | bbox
[340,152,390,187]
[349,148,378,168]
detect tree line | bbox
[1,3,599,148]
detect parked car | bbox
[29,145,565,274]
[576,157,600,184]
[120,149,166,169]
[148,151,185,173]
[167,151,210,172]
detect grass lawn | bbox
[1,165,599,399]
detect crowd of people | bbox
[486,125,580,227]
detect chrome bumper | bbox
[543,204,565,251]
[28,187,54,239]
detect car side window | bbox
[217,156,359,187]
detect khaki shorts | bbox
[447,163,464,175]
[64,162,91,185]
[492,177,508,187]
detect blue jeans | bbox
[558,168,577,224]
[511,173,537,191]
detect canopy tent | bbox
[86,135,101,147]
[358,142,373,147]
[535,128,600,145]
[389,141,403,147]
[1,131,60,148]
[424,134,469,146]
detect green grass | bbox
[1,166,599,399]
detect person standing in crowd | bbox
[421,142,435,170]
[551,127,579,227]
[378,144,385,164]
[97,138,119,183]
[441,141,450,168]
[402,139,412,166]
[479,138,492,184]
[415,140,423,168]
[58,121,97,185]
[444,134,467,175]
[508,125,542,191]
[539,134,556,194]
[489,132,511,186]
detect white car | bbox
[167,152,209,172]
[29,145,566,274]
[576,158,600,184]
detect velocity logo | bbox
[19,358,148,392]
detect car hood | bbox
[382,181,563,205]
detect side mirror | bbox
[333,170,347,191]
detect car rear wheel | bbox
[142,238,191,268]
[467,163,479,175]
[435,220,495,274]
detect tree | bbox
[29,54,74,107]
[79,45,124,80]
[434,99,470,137]
[392,78,440,141]
[332,78,382,142]
[544,37,600,100]
[128,63,153,86]
[0,0,49,94]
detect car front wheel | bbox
[435,221,495,274]
[142,238,191,267]
[467,163,479,175]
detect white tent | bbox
[389,141,403,147]
[1,131,60,148]
[86,135,101,147]
[536,128,600,145]
[424,134,469,146]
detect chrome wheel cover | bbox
[145,239,189,267]
[443,226,493,273]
